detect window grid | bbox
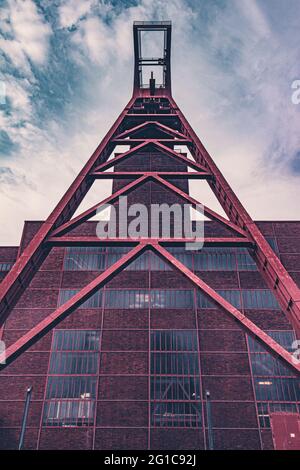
[63,246,268,272]
[247,332,300,429]
[0,262,13,272]
[43,330,100,427]
[58,288,281,311]
[150,331,202,428]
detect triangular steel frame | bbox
[0,21,299,376]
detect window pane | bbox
[46,376,97,399]
[242,290,280,309]
[64,247,106,271]
[43,400,95,427]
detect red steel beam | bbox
[151,243,300,374]
[170,96,300,336]
[1,241,298,374]
[0,243,147,369]
[91,171,213,180]
[50,175,149,237]
[0,96,137,325]
[93,140,210,174]
[113,138,191,145]
[114,120,188,141]
[153,174,249,238]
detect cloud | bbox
[58,0,98,29]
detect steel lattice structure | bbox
[0,21,299,376]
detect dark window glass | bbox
[53,330,100,351]
[46,376,97,399]
[250,353,293,377]
[266,237,279,254]
[248,331,295,353]
[194,251,236,271]
[43,330,100,427]
[151,352,199,375]
[104,289,194,309]
[248,331,299,429]
[242,290,280,309]
[236,251,257,271]
[107,247,130,268]
[197,290,241,309]
[58,289,103,308]
[150,330,201,428]
[49,352,99,374]
[151,331,198,351]
[254,378,300,402]
[43,400,95,427]
[64,247,106,271]
[151,376,201,401]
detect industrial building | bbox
[0,21,299,450]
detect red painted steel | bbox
[0,241,299,374]
[47,237,254,248]
[0,243,147,368]
[0,20,299,376]
[270,413,300,450]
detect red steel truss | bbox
[0,21,299,374]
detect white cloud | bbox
[72,16,113,65]
[59,0,97,28]
[0,0,51,74]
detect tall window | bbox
[150,330,202,428]
[248,331,300,428]
[43,330,100,427]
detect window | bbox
[64,247,106,271]
[266,237,279,254]
[194,250,236,271]
[248,332,300,428]
[104,289,195,309]
[242,290,280,310]
[43,330,100,427]
[105,289,150,309]
[150,290,194,309]
[236,251,257,271]
[0,262,13,272]
[150,331,202,428]
[197,290,241,309]
[58,289,103,308]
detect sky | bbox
[0,0,300,245]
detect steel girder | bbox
[0,22,299,376]
[0,241,299,374]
